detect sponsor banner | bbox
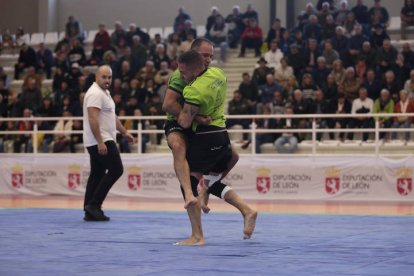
[0,155,413,201]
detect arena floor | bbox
[0,196,414,275]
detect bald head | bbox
[96,65,112,90]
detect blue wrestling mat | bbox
[0,209,413,276]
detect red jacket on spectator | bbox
[93,31,111,51]
[394,99,414,123]
[241,25,263,40]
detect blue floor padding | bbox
[0,208,413,276]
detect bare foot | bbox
[243,210,258,239]
[184,195,198,209]
[198,187,210,214]
[174,237,205,246]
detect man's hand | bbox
[97,142,107,155]
[195,115,212,125]
[123,132,137,144]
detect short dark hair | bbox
[190,37,213,50]
[178,50,204,68]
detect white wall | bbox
[57,0,271,32]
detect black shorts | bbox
[164,120,194,138]
[186,129,232,175]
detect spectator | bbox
[0,66,11,89]
[373,89,394,140]
[362,69,382,100]
[275,106,299,153]
[117,108,133,153]
[301,73,318,101]
[0,79,10,108]
[321,74,338,101]
[174,7,192,33]
[239,72,259,114]
[346,24,368,67]
[322,15,337,41]
[334,0,350,26]
[154,61,172,86]
[298,3,317,30]
[359,41,377,69]
[369,0,390,26]
[392,90,414,141]
[130,36,147,72]
[92,23,111,61]
[131,108,150,153]
[36,43,54,79]
[205,6,221,39]
[331,26,349,60]
[377,39,398,75]
[312,90,331,141]
[15,108,34,153]
[144,94,164,144]
[22,66,42,90]
[382,70,402,102]
[291,89,313,140]
[126,23,150,47]
[69,119,83,153]
[274,58,294,88]
[339,67,361,102]
[348,87,374,141]
[167,33,181,60]
[286,43,304,79]
[65,16,84,42]
[51,110,73,153]
[151,44,171,70]
[225,5,244,48]
[179,20,197,42]
[321,40,339,69]
[258,74,283,108]
[370,23,390,50]
[401,0,414,40]
[239,19,263,57]
[355,58,367,80]
[252,57,273,86]
[178,33,194,55]
[303,15,322,43]
[110,21,127,49]
[312,57,331,88]
[303,39,321,74]
[327,93,352,140]
[352,0,370,25]
[226,90,251,141]
[263,39,283,71]
[266,18,286,47]
[14,27,29,48]
[283,76,300,101]
[20,76,42,113]
[136,60,157,82]
[68,38,86,67]
[403,69,414,99]
[14,43,38,80]
[316,0,335,11]
[278,30,292,55]
[253,104,278,153]
[317,2,333,26]
[330,59,346,86]
[209,14,229,63]
[242,4,259,23]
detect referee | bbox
[82,65,135,221]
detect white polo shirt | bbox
[83,82,116,147]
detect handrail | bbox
[0,113,413,156]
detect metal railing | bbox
[0,113,413,156]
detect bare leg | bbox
[198,179,211,214]
[167,132,197,209]
[223,190,257,239]
[176,173,205,246]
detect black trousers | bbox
[84,140,123,208]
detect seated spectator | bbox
[174,7,192,33]
[14,27,29,48]
[348,87,374,141]
[344,12,358,37]
[370,23,390,50]
[373,89,395,140]
[51,110,73,153]
[179,20,197,42]
[93,23,111,61]
[144,94,164,144]
[331,26,349,60]
[312,57,330,88]
[330,59,346,86]
[382,70,402,102]
[225,5,244,48]
[301,73,318,101]
[321,40,339,69]
[401,0,414,40]
[69,119,83,153]
[316,0,335,11]
[151,44,171,70]
[254,104,278,153]
[277,30,292,55]
[65,16,84,42]
[209,14,229,63]
[36,43,54,79]
[136,60,157,84]
[263,39,283,71]
[394,53,411,84]
[362,69,382,100]
[322,15,337,41]
[339,67,361,102]
[312,90,331,141]
[327,93,352,140]
[321,74,338,101]
[354,58,367,80]
[392,90,414,141]
[352,0,370,25]
[286,43,304,79]
[274,58,294,89]
[1,28,15,51]
[2,121,19,153]
[20,76,42,113]
[283,76,300,101]
[226,90,251,141]
[275,106,299,153]
[0,79,10,108]
[68,38,86,67]
[358,41,377,69]
[317,2,333,26]
[154,61,172,86]
[239,72,259,114]
[266,18,286,47]
[205,6,221,39]
[303,39,321,74]
[298,3,317,30]
[252,57,273,86]
[14,43,38,80]
[22,66,42,90]
[178,33,194,55]
[16,108,34,153]
[291,89,313,140]
[272,90,286,115]
[346,24,368,67]
[126,23,150,47]
[167,33,181,60]
[258,74,283,111]
[403,69,414,99]
[0,66,11,89]
[334,0,350,26]
[369,0,390,26]
[117,108,133,153]
[110,21,126,49]
[303,15,322,43]
[238,19,262,57]
[131,108,150,153]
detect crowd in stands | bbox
[1,0,414,154]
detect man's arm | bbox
[162,88,182,116]
[88,107,107,154]
[178,103,199,129]
[116,116,135,143]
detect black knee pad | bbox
[208,181,231,199]
[190,176,199,197]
